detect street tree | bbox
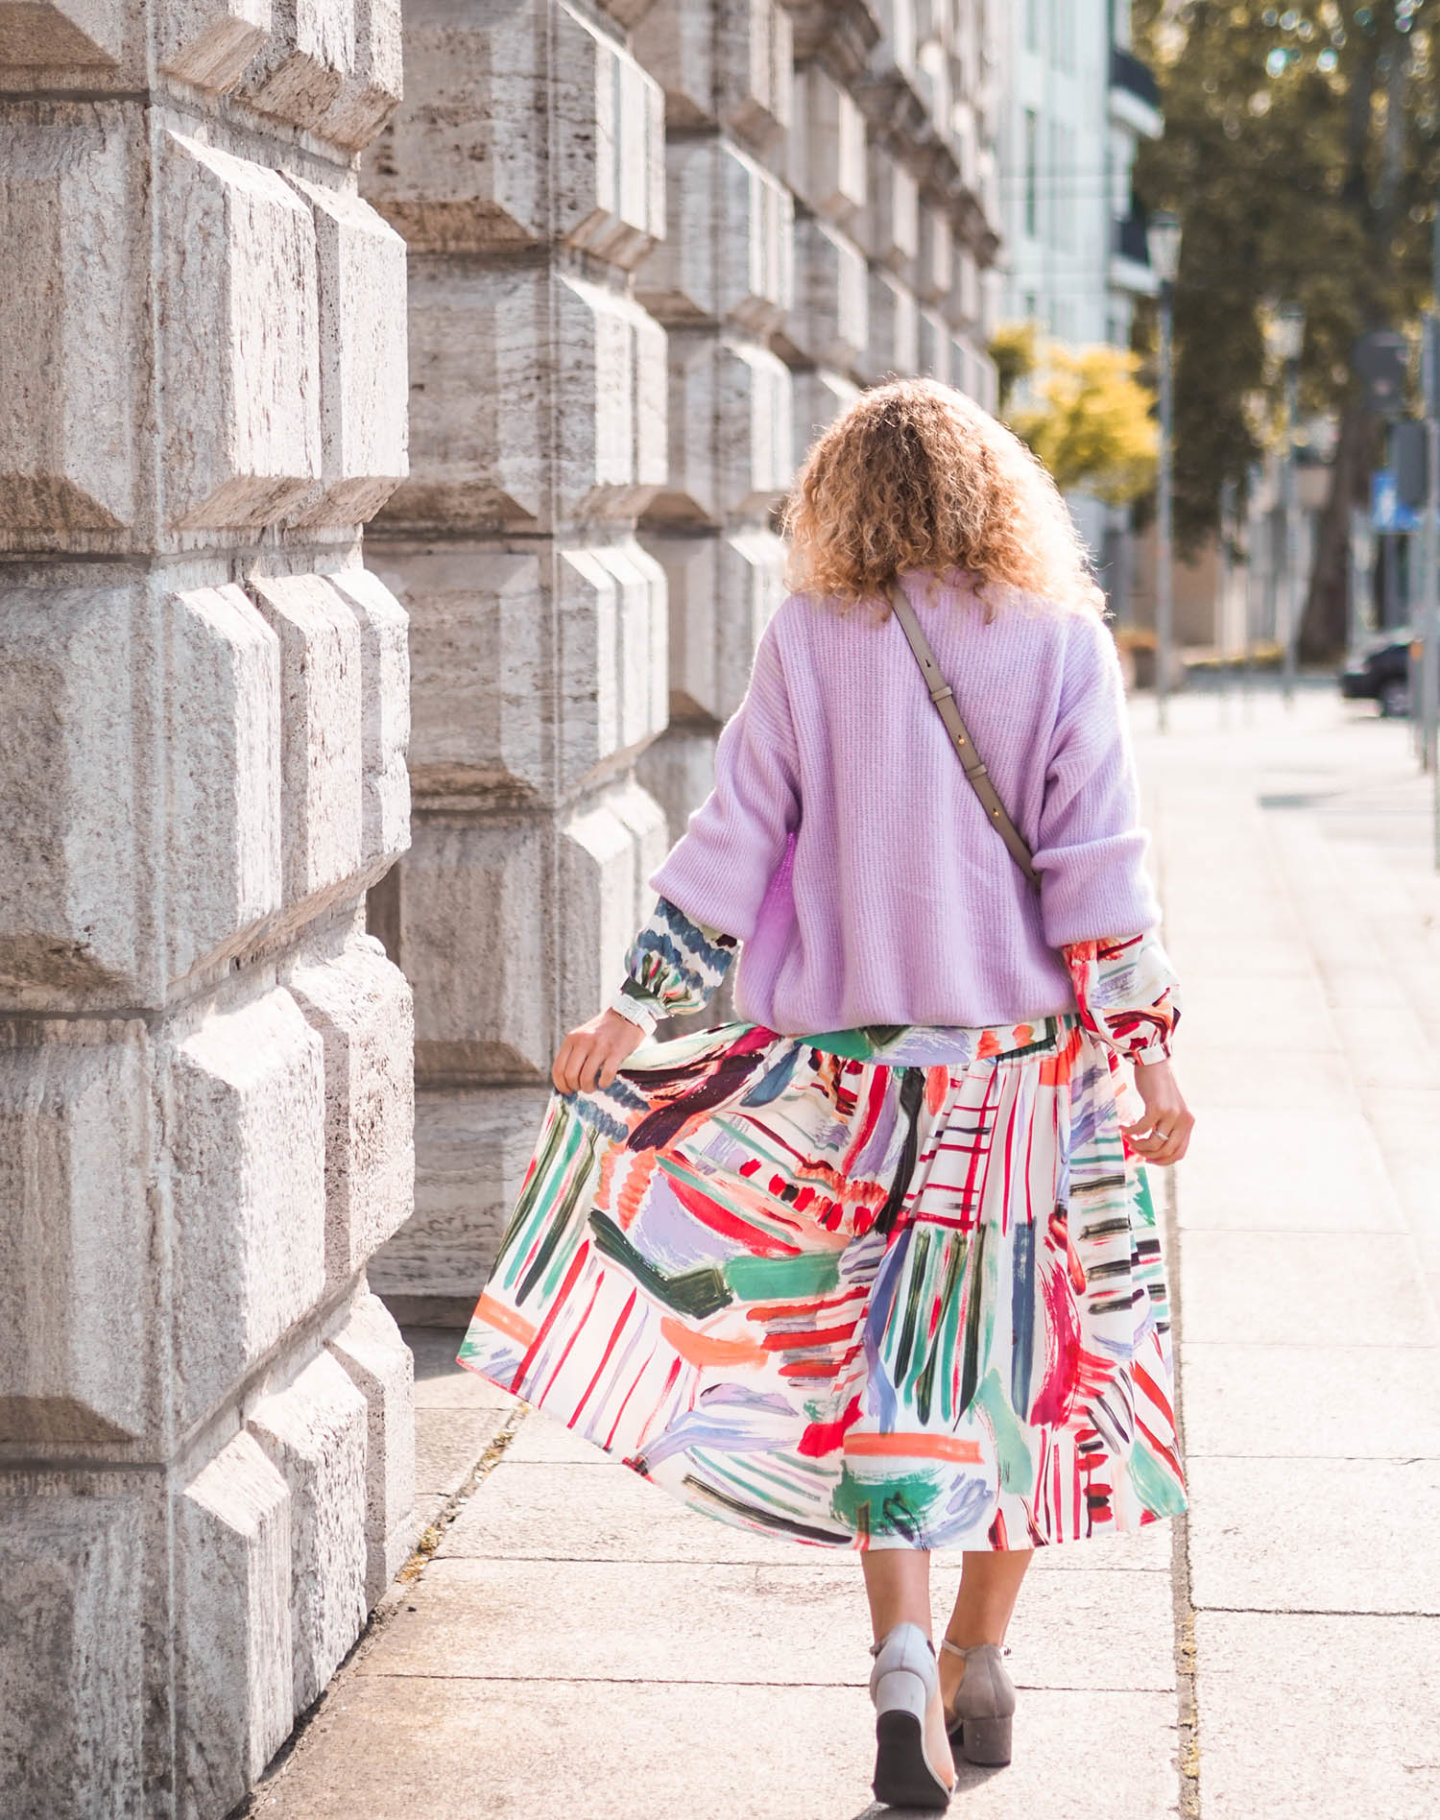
[1132,0,1440,658]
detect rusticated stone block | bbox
[0,109,139,542]
[636,721,720,847]
[236,0,351,135]
[245,573,363,907]
[0,1028,150,1447]
[554,1,664,268]
[381,548,546,802]
[635,136,792,332]
[555,273,668,523]
[367,1083,550,1296]
[917,202,952,303]
[361,0,547,252]
[643,525,784,727]
[787,215,867,371]
[0,579,285,1005]
[793,366,860,461]
[400,815,551,1083]
[0,580,143,1000]
[170,988,326,1431]
[363,0,658,261]
[557,539,668,787]
[320,0,402,151]
[157,0,270,92]
[383,263,545,530]
[788,64,866,226]
[283,179,408,528]
[865,143,918,270]
[383,267,665,531]
[247,1350,368,1713]
[165,583,284,984]
[0,0,123,66]
[325,1292,417,1604]
[325,569,410,869]
[862,268,919,384]
[160,131,320,531]
[0,1482,147,1820]
[175,1431,293,1819]
[635,0,791,150]
[558,778,668,1034]
[288,936,414,1287]
[917,307,949,383]
[651,335,792,525]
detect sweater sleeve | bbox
[648,618,801,941]
[1031,616,1160,947]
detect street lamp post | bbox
[1149,211,1182,732]
[1271,302,1306,706]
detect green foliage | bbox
[989,321,1039,413]
[1007,341,1160,504]
[1133,0,1440,561]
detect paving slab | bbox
[1193,1610,1440,1820]
[249,1673,1180,1820]
[502,1407,612,1464]
[1186,1456,1440,1614]
[1174,1107,1403,1233]
[357,1557,1176,1693]
[415,1408,510,1504]
[1180,1342,1440,1459]
[1175,1229,1435,1347]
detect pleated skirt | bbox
[457,1013,1187,1551]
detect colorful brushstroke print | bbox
[458,922,1186,1552]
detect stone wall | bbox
[360,0,1001,1313]
[0,6,417,1817]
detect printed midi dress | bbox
[458,897,1187,1552]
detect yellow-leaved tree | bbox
[990,325,1158,507]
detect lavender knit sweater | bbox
[650,570,1160,1036]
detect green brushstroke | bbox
[1127,1440,1188,1517]
[891,1229,931,1383]
[832,1464,941,1537]
[723,1250,842,1303]
[972,1367,1034,1495]
[588,1210,732,1317]
[913,1233,966,1426]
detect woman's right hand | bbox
[552,1007,648,1095]
[1122,1058,1194,1166]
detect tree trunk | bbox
[1298,404,1374,662]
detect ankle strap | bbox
[940,1638,1011,1661]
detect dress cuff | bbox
[609,983,662,1035]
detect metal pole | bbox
[1421,313,1439,781]
[1281,357,1300,705]
[1156,286,1174,732]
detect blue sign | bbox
[1372,469,1421,532]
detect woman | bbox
[458,378,1193,1809]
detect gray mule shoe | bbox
[940,1640,1016,1766]
[869,1623,953,1810]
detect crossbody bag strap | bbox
[887,582,1042,892]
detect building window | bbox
[1024,108,1039,239]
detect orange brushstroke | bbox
[659,1317,767,1369]
[843,1432,985,1464]
[471,1292,537,1348]
[1038,1026,1083,1085]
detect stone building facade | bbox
[0,5,418,1816]
[361,0,1005,1317]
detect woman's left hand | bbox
[1122,1057,1195,1165]
[552,1008,649,1095]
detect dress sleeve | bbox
[1065,930,1181,1064]
[607,896,739,1034]
[1032,616,1161,946]
[647,617,801,940]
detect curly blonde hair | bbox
[781,377,1104,619]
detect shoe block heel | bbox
[956,1712,1012,1767]
[872,1669,950,1811]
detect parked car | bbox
[1340,630,1418,717]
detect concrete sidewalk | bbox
[245,688,1440,1820]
